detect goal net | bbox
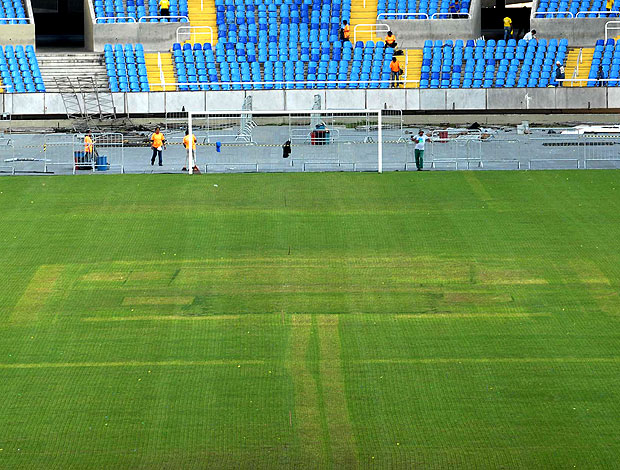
[183,109,409,174]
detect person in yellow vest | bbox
[503,16,512,42]
[384,31,397,49]
[340,20,350,42]
[182,129,198,172]
[150,127,166,166]
[389,57,402,88]
[159,0,170,17]
[84,130,97,158]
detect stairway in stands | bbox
[38,52,108,91]
[187,0,219,44]
[145,53,177,91]
[404,49,422,88]
[350,0,379,44]
[565,47,594,87]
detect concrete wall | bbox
[84,0,182,51]
[379,0,481,48]
[4,87,619,116]
[530,0,616,48]
[0,0,35,47]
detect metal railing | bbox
[430,12,473,19]
[148,78,421,89]
[138,15,189,22]
[95,16,137,23]
[604,20,620,42]
[576,10,620,17]
[353,23,390,44]
[533,11,574,18]
[176,25,214,45]
[0,17,31,24]
[377,12,429,19]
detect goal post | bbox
[184,109,386,174]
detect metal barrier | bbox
[176,25,214,45]
[605,20,620,43]
[149,78,421,89]
[353,23,390,44]
[138,15,189,22]
[576,10,620,17]
[534,11,575,18]
[0,17,31,24]
[95,16,137,23]
[377,12,429,19]
[430,12,473,19]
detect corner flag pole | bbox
[377,110,383,173]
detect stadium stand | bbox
[534,0,620,18]
[0,0,28,24]
[0,45,45,93]
[105,43,150,91]
[377,0,471,19]
[586,38,620,85]
[419,38,568,88]
[94,0,189,22]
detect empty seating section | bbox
[587,38,620,85]
[0,45,44,93]
[172,39,393,89]
[94,0,189,22]
[377,0,471,19]
[105,44,150,92]
[0,0,28,23]
[535,0,619,17]
[420,38,568,88]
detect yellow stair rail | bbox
[145,52,177,91]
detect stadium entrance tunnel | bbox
[482,0,532,40]
[32,0,84,48]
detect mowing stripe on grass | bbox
[287,314,327,462]
[9,265,64,324]
[393,313,550,319]
[317,314,358,468]
[121,296,195,305]
[360,357,620,364]
[0,359,264,369]
[82,315,241,322]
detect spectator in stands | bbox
[389,57,402,88]
[384,31,397,49]
[523,29,536,41]
[449,0,459,16]
[84,130,97,159]
[412,130,429,171]
[340,20,350,42]
[596,64,606,86]
[503,16,512,42]
[606,0,614,11]
[555,61,565,86]
[182,129,198,171]
[150,127,166,166]
[159,0,170,17]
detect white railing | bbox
[353,23,390,44]
[157,52,165,89]
[95,16,137,23]
[0,17,31,24]
[176,26,214,45]
[138,15,189,22]
[430,12,473,19]
[149,78,421,88]
[576,10,620,17]
[533,11,574,18]
[377,12,429,19]
[604,20,620,42]
[558,78,618,84]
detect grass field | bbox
[1,171,619,469]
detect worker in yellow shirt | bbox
[159,0,170,17]
[150,127,166,166]
[340,20,350,42]
[503,16,512,42]
[385,31,397,49]
[389,57,402,88]
[182,129,198,172]
[84,130,95,157]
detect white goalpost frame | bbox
[186,109,384,174]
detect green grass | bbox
[0,171,619,469]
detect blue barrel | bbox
[95,155,109,171]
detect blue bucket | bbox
[95,155,109,171]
